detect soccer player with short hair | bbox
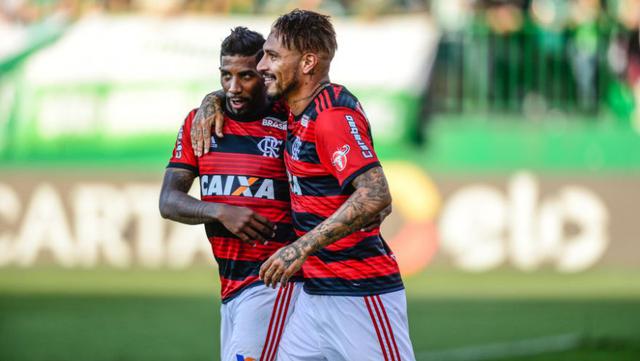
[158,27,301,361]
[191,10,416,361]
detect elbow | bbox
[363,187,391,215]
[158,193,172,220]
[159,206,171,220]
[159,203,171,220]
[379,189,392,211]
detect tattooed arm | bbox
[191,90,225,157]
[259,166,391,287]
[159,168,275,244]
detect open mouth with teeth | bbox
[263,73,276,86]
[229,97,249,111]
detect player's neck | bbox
[287,76,331,116]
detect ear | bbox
[300,53,319,75]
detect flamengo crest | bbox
[258,136,283,158]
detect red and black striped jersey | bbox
[285,83,403,296]
[168,101,299,302]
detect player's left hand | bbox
[259,244,307,288]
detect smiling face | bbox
[220,55,265,115]
[257,31,303,100]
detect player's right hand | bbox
[216,204,276,246]
[191,91,225,157]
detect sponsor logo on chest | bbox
[262,116,287,130]
[200,175,275,199]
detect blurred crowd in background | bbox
[2,0,640,128]
[430,0,640,130]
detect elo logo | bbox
[236,355,256,361]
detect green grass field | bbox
[1,267,639,361]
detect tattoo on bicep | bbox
[351,166,390,204]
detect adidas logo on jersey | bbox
[200,175,275,199]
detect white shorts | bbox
[276,289,416,361]
[220,282,301,361]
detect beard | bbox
[267,69,300,101]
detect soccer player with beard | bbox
[191,10,415,361]
[159,27,301,361]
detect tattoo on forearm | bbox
[200,90,224,121]
[203,94,215,121]
[294,166,391,255]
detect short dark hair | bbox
[272,9,337,59]
[220,26,265,61]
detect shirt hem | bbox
[302,284,404,297]
[221,277,304,304]
[340,161,381,191]
[167,162,199,175]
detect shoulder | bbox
[181,108,199,130]
[319,84,359,112]
[314,84,362,122]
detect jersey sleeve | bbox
[314,107,381,189]
[167,109,199,174]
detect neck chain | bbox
[289,81,331,104]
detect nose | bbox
[228,76,241,94]
[257,55,267,73]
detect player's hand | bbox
[260,244,307,288]
[217,204,276,246]
[360,204,392,232]
[191,91,225,157]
